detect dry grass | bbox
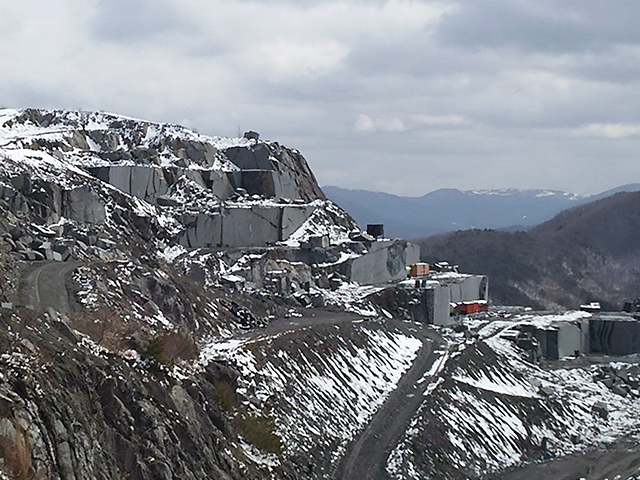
[211,380,238,412]
[240,415,282,455]
[158,332,197,363]
[0,422,33,480]
[141,333,197,365]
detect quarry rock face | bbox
[348,239,420,285]
[0,108,418,283]
[1,108,640,480]
[0,108,425,479]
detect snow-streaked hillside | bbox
[388,312,640,479]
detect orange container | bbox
[409,263,430,277]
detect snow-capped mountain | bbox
[324,184,640,239]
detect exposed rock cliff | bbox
[0,108,422,479]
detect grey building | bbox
[398,272,489,326]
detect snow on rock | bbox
[281,200,355,247]
[387,318,640,480]
[315,282,384,317]
[200,322,422,474]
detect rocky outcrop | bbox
[0,108,425,480]
[224,143,325,202]
[0,308,275,480]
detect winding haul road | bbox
[19,261,81,315]
[220,310,447,479]
[336,322,445,480]
[18,261,447,479]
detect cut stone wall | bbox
[349,240,420,285]
[89,166,170,201]
[430,285,453,326]
[590,318,640,355]
[557,322,584,359]
[439,276,489,304]
[179,214,222,248]
[222,207,281,247]
[178,205,317,248]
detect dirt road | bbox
[493,438,640,480]
[19,261,81,314]
[219,311,447,480]
[336,322,445,480]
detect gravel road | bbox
[19,261,81,314]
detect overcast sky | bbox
[2,0,640,196]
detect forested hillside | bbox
[416,192,640,310]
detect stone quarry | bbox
[0,108,420,301]
[3,109,640,480]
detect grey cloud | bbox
[568,51,640,85]
[436,0,640,54]
[5,0,640,198]
[92,0,185,42]
[0,81,77,112]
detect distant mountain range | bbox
[415,191,640,310]
[323,184,640,239]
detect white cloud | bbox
[575,123,640,139]
[3,1,640,196]
[252,40,349,79]
[412,114,468,126]
[355,114,407,133]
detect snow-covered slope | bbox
[388,312,640,479]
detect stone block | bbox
[63,187,106,224]
[96,238,117,250]
[156,195,179,207]
[39,242,53,252]
[183,170,207,189]
[350,240,419,285]
[310,294,325,308]
[9,227,24,241]
[612,384,629,397]
[201,171,236,200]
[179,214,222,248]
[52,244,71,262]
[308,235,329,249]
[10,173,32,195]
[538,386,554,396]
[282,206,316,239]
[224,144,272,170]
[22,250,37,261]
